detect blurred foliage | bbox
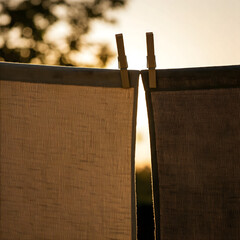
[0,0,127,67]
[136,166,153,206]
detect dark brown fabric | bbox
[0,62,139,240]
[142,66,240,240]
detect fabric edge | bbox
[141,65,240,91]
[141,72,161,240]
[0,62,140,88]
[131,77,139,240]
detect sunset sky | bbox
[87,0,240,168]
[3,0,239,168]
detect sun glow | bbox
[92,0,240,168]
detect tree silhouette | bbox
[136,167,154,240]
[0,0,127,67]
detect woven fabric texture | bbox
[0,63,138,240]
[142,66,240,240]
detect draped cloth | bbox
[142,66,240,240]
[0,62,139,240]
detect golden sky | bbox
[89,0,240,168]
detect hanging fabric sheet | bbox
[0,62,139,240]
[142,65,240,240]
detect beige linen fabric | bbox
[0,73,137,240]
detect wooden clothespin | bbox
[115,33,130,88]
[146,32,156,88]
